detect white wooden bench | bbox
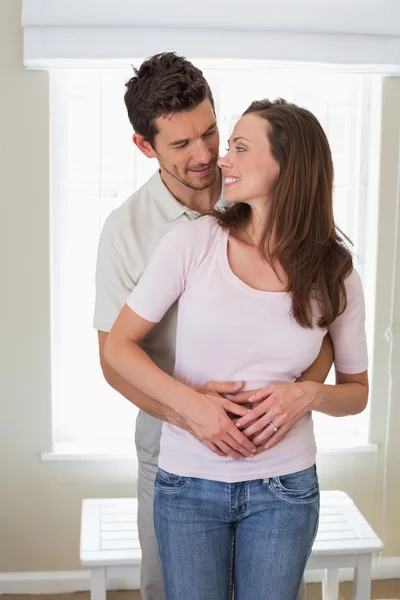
[80,491,383,600]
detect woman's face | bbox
[218,113,280,207]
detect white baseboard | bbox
[0,567,140,595]
[0,559,398,595]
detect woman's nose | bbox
[217,153,232,169]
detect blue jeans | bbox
[154,464,319,600]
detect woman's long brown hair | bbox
[215,98,353,328]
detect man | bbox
[94,52,332,600]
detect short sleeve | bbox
[126,219,210,323]
[328,268,368,374]
[93,212,136,332]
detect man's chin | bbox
[183,173,217,191]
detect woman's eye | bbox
[236,146,245,152]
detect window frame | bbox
[48,62,385,457]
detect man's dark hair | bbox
[124,52,215,147]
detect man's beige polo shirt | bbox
[94,169,223,380]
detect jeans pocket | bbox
[154,468,189,493]
[270,464,319,503]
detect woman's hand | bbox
[229,381,321,449]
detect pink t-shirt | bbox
[127,216,368,482]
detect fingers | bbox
[225,390,258,403]
[240,414,274,438]
[263,423,292,449]
[247,385,275,403]
[251,423,280,446]
[203,441,227,457]
[200,380,244,394]
[212,440,245,460]
[251,420,293,448]
[230,413,259,429]
[223,399,251,417]
[226,385,275,404]
[205,436,254,460]
[234,402,268,428]
[198,417,256,458]
[223,422,256,456]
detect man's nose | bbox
[193,140,212,165]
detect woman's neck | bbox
[240,204,271,247]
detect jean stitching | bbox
[269,482,320,504]
[276,475,319,494]
[301,500,320,571]
[229,528,235,600]
[154,472,189,493]
[308,497,320,558]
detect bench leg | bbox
[353,554,372,600]
[91,567,106,600]
[322,568,340,600]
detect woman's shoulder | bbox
[177,213,220,235]
[165,214,221,248]
[156,215,222,274]
[344,265,363,295]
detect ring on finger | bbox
[268,421,278,434]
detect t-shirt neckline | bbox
[217,227,288,299]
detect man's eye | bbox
[176,143,188,149]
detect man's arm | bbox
[99,331,187,424]
[104,304,258,458]
[297,332,334,383]
[94,213,202,436]
[99,331,250,459]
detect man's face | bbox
[151,99,220,191]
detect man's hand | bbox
[231,381,321,449]
[180,380,257,459]
[197,380,254,409]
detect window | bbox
[50,62,377,454]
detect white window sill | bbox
[41,442,137,461]
[41,438,378,462]
[317,437,378,454]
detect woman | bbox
[104,98,368,600]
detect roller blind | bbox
[22,0,400,69]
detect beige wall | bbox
[375,77,400,555]
[0,0,399,573]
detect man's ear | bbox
[133,134,157,158]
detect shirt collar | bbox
[149,170,225,222]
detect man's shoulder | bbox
[100,172,171,254]
[107,174,159,225]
